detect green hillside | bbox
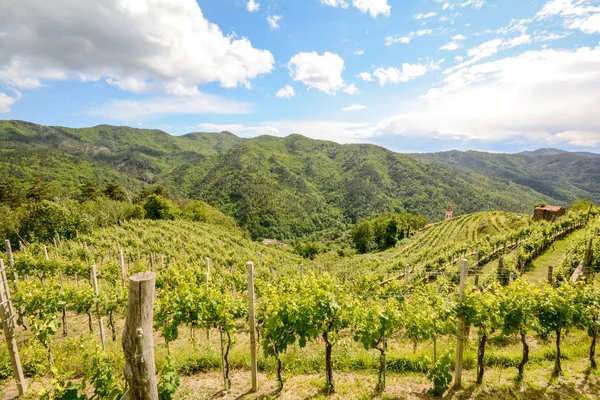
[0,120,567,239]
[410,150,600,204]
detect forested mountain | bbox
[0,120,577,239]
[410,150,600,205]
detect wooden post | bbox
[299,263,303,281]
[454,259,468,388]
[0,260,25,396]
[119,247,127,289]
[91,264,106,351]
[548,266,554,285]
[247,262,258,392]
[5,240,18,284]
[122,272,158,400]
[43,245,49,261]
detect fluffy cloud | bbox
[353,0,391,17]
[93,93,252,120]
[536,0,600,33]
[288,52,345,94]
[267,15,282,29]
[354,50,365,55]
[247,0,260,12]
[373,63,439,85]
[385,29,434,46]
[343,83,360,95]
[0,92,19,113]
[357,72,373,81]
[0,0,274,99]
[342,104,367,111]
[440,34,467,51]
[376,46,600,147]
[276,85,296,98]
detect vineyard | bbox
[0,210,599,399]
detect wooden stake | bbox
[119,247,127,289]
[5,240,18,284]
[122,272,158,400]
[0,260,25,396]
[91,264,106,351]
[299,263,304,281]
[43,245,49,261]
[548,266,554,285]
[454,259,468,388]
[247,262,258,392]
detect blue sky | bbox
[1,0,600,153]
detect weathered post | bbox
[548,266,554,285]
[5,240,18,284]
[299,263,304,281]
[454,259,468,388]
[247,262,258,392]
[0,260,25,396]
[122,272,158,400]
[91,264,106,351]
[119,247,127,289]
[43,245,49,261]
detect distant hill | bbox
[0,120,572,239]
[517,148,600,158]
[410,149,600,205]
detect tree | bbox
[26,178,53,202]
[352,220,374,254]
[144,195,179,220]
[80,181,102,201]
[104,182,128,202]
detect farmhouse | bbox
[533,205,566,222]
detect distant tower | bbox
[445,205,453,220]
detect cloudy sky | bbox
[1,0,600,153]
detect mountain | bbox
[410,150,600,205]
[517,148,600,158]
[0,120,568,239]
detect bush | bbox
[144,195,180,220]
[426,352,453,396]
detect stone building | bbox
[533,205,566,222]
[445,205,453,220]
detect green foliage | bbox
[158,355,180,400]
[144,195,179,220]
[294,241,328,259]
[426,352,453,396]
[36,367,84,400]
[351,212,426,253]
[82,346,124,400]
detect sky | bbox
[1,0,600,153]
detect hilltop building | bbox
[533,205,566,222]
[445,205,453,220]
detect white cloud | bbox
[440,42,461,51]
[94,93,253,120]
[342,104,367,111]
[321,0,349,7]
[0,0,274,96]
[288,52,345,94]
[0,92,19,113]
[267,15,282,29]
[536,0,600,34]
[373,62,438,85]
[376,46,600,147]
[343,83,360,95]
[275,85,295,98]
[445,35,531,73]
[357,72,373,81]
[354,50,365,55]
[385,29,433,45]
[352,0,391,17]
[452,34,467,41]
[246,0,260,12]
[441,0,484,11]
[415,12,437,20]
